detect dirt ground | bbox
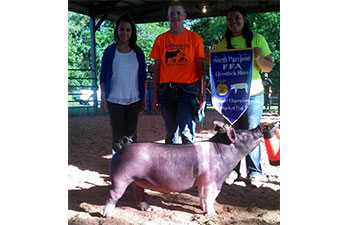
[68,109,280,225]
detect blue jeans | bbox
[232,94,264,177]
[158,83,197,144]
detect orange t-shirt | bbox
[150,29,204,84]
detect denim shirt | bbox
[100,43,147,101]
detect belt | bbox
[162,82,195,88]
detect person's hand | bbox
[152,97,160,111]
[100,99,108,112]
[140,100,146,112]
[253,47,262,60]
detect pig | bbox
[103,121,263,217]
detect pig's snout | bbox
[258,136,264,144]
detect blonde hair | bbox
[167,1,186,16]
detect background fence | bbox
[68,67,279,117]
[68,68,100,116]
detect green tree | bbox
[68,12,115,90]
[190,17,226,51]
[68,12,169,87]
[68,12,91,91]
[69,11,279,96]
[249,12,280,96]
[137,22,169,66]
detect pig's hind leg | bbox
[103,178,133,217]
[131,182,151,212]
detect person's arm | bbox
[141,80,147,112]
[100,47,109,112]
[253,47,274,73]
[137,47,148,112]
[195,58,206,111]
[152,60,161,111]
[100,83,108,112]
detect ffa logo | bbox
[216,80,228,96]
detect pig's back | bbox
[122,142,207,192]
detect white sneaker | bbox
[249,173,264,188]
[225,170,239,185]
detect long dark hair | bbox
[224,6,253,49]
[114,15,137,50]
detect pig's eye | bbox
[242,134,249,142]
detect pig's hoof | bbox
[205,210,217,216]
[139,202,151,212]
[103,205,115,218]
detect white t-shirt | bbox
[107,49,140,105]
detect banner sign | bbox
[209,48,254,124]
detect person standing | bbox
[150,2,206,144]
[262,73,273,111]
[100,15,147,155]
[214,6,274,187]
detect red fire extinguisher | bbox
[263,123,280,166]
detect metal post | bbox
[278,71,280,115]
[90,17,98,115]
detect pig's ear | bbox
[226,125,237,143]
[213,121,226,131]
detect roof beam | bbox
[68,0,280,24]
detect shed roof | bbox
[68,0,280,24]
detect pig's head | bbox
[210,121,263,154]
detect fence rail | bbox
[68,69,99,115]
[68,68,279,116]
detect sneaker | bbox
[249,173,264,188]
[225,170,239,185]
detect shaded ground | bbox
[68,109,280,225]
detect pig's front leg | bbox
[131,182,151,212]
[198,183,220,215]
[103,196,117,218]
